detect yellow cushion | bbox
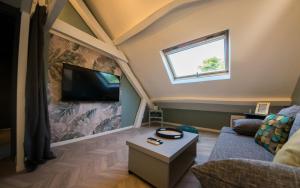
[273,128,300,167]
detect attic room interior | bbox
[0,0,299,187]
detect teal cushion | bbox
[178,125,198,134]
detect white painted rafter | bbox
[69,0,113,45]
[51,19,128,62]
[16,11,31,172]
[113,0,201,45]
[45,0,68,31]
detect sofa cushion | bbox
[255,114,294,154]
[209,127,274,162]
[192,159,300,188]
[232,119,263,136]
[274,128,300,167]
[289,113,300,138]
[278,105,300,118]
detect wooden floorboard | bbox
[0,125,218,188]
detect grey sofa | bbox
[192,125,300,188]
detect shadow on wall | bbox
[293,76,300,105]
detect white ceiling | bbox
[86,0,300,105]
[84,0,173,39]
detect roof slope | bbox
[87,0,300,105]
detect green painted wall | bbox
[58,2,95,37]
[162,108,240,130]
[121,75,141,127]
[143,104,283,130]
[292,76,300,105]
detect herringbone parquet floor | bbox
[0,125,218,188]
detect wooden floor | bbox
[0,126,218,188]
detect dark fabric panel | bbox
[24,5,55,172]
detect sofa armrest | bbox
[192,159,300,188]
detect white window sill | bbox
[170,73,231,84]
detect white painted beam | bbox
[69,0,113,45]
[16,12,31,172]
[114,0,200,45]
[133,99,147,128]
[20,0,33,13]
[50,19,128,62]
[45,0,68,31]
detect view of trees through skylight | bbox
[167,38,226,78]
[162,30,229,83]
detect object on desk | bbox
[156,128,183,139]
[178,125,199,134]
[147,137,163,145]
[255,102,270,115]
[149,110,163,127]
[153,106,159,110]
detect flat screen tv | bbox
[61,63,120,101]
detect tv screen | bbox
[61,64,120,101]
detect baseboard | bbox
[144,121,220,133]
[51,126,134,147]
[141,122,149,127]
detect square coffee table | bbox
[126,131,198,188]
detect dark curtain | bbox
[24,5,55,172]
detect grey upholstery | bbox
[192,126,300,188]
[289,113,300,138]
[192,159,300,188]
[278,105,300,118]
[209,127,274,161]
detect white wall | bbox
[118,0,300,104]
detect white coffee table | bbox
[126,131,198,188]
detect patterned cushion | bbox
[255,114,294,154]
[289,113,300,138]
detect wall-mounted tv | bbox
[61,63,120,102]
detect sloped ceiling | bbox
[84,0,173,39]
[86,0,300,105]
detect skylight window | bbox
[161,30,230,84]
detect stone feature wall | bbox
[48,34,122,143]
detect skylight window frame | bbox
[161,30,230,84]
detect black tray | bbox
[156,128,183,139]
